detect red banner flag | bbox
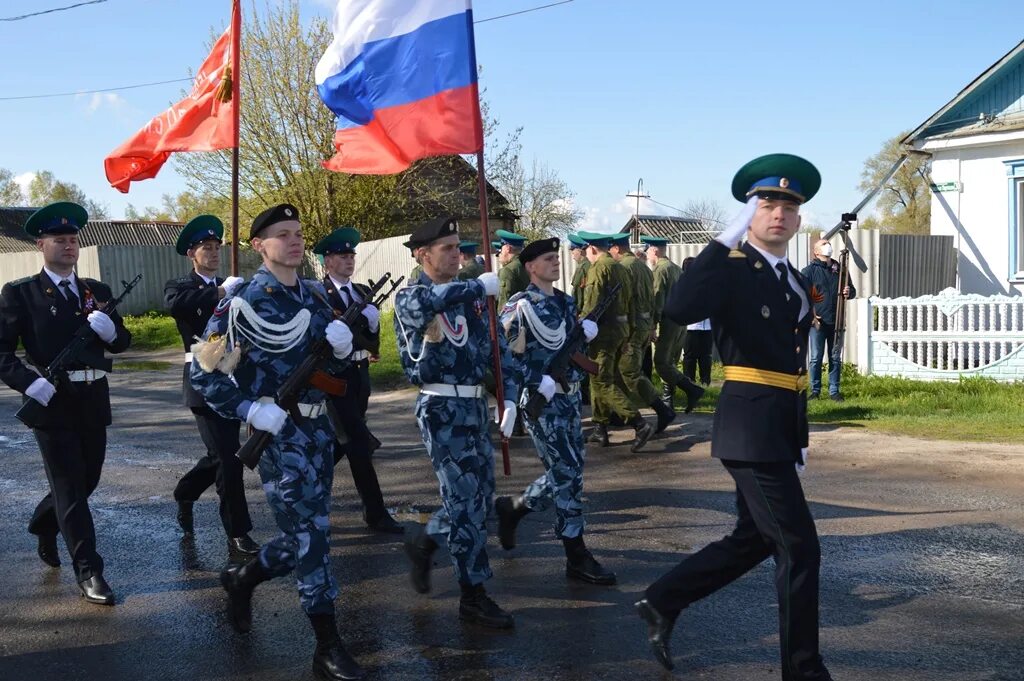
[104,4,239,193]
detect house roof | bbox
[399,156,517,224]
[904,39,1024,145]
[0,207,183,253]
[623,214,714,245]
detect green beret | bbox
[175,215,224,256]
[24,201,88,238]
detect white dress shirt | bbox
[43,267,80,300]
[747,243,809,320]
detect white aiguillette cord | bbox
[508,297,565,352]
[395,282,469,364]
[227,296,311,354]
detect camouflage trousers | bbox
[521,391,586,539]
[256,415,338,615]
[590,337,639,425]
[653,319,685,389]
[618,323,660,408]
[415,393,495,587]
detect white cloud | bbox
[75,91,128,115]
[578,196,680,234]
[13,172,35,199]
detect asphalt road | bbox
[0,366,1021,681]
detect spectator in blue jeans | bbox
[801,239,855,401]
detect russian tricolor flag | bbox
[315,0,484,175]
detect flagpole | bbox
[230,0,241,276]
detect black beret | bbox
[519,237,560,264]
[249,203,300,242]
[403,216,458,250]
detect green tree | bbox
[859,132,930,235]
[0,168,24,205]
[25,170,108,218]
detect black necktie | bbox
[59,279,79,310]
[775,263,801,321]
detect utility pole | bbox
[625,178,649,240]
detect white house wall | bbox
[924,135,1024,296]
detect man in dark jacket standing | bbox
[0,202,132,605]
[164,215,258,556]
[801,239,856,401]
[635,155,833,681]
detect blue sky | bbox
[3,0,1024,233]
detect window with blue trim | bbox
[1005,159,1024,280]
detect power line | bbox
[1,0,578,101]
[1,0,108,22]
[475,0,575,24]
[0,77,193,102]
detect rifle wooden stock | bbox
[570,351,598,375]
[234,274,399,470]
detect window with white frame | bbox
[1018,178,1024,277]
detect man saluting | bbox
[636,155,833,681]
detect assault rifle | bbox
[16,274,142,428]
[235,273,403,470]
[523,283,621,420]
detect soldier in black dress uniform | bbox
[164,215,259,555]
[0,201,132,605]
[636,155,833,681]
[313,227,402,534]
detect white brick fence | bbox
[856,288,1024,381]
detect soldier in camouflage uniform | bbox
[456,241,484,280]
[568,234,591,405]
[609,233,676,433]
[643,236,705,413]
[191,204,365,681]
[395,217,520,629]
[577,232,654,451]
[494,238,616,586]
[495,229,530,308]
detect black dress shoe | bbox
[79,575,115,606]
[365,512,404,535]
[176,500,194,536]
[635,599,675,670]
[228,534,261,555]
[37,534,60,568]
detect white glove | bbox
[361,304,380,333]
[25,377,56,406]
[87,311,117,343]
[715,195,759,249]
[796,447,809,474]
[537,375,557,402]
[477,272,499,297]
[498,400,517,438]
[222,276,244,295]
[246,401,287,435]
[581,319,598,342]
[326,319,353,359]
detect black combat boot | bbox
[630,415,654,452]
[587,423,609,446]
[495,496,531,550]
[660,382,675,410]
[562,535,617,585]
[176,500,194,536]
[309,611,366,680]
[649,398,676,434]
[679,377,705,414]
[220,558,270,633]
[459,583,515,629]
[404,525,438,594]
[37,534,60,567]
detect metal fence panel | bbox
[878,234,956,298]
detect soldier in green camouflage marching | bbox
[456,241,484,280]
[494,238,616,585]
[609,233,676,432]
[643,236,705,413]
[577,232,653,451]
[568,234,591,404]
[495,229,530,308]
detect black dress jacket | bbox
[164,271,223,408]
